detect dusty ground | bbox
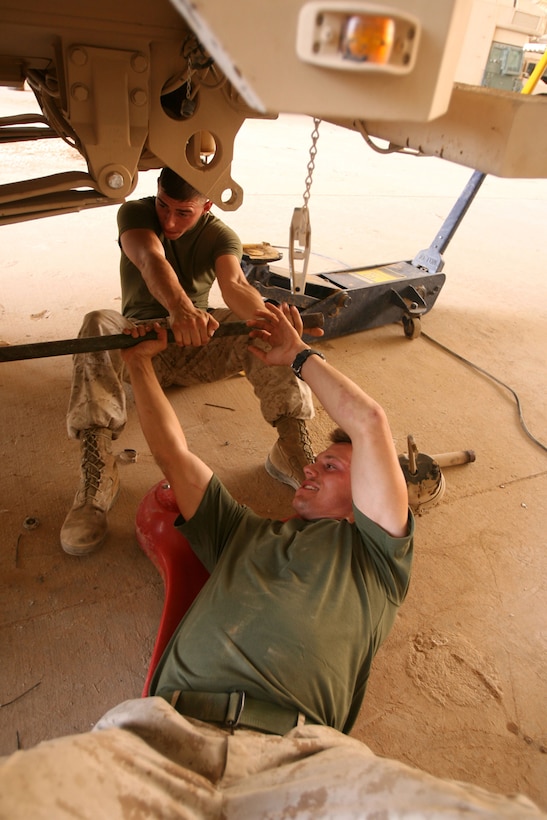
[1,87,546,810]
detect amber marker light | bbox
[296,3,420,74]
[340,14,395,64]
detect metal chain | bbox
[302,117,321,210]
[186,57,192,100]
[288,117,321,294]
[180,57,196,118]
[181,33,214,71]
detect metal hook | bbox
[289,207,311,295]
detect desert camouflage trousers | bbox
[66,309,314,439]
[0,697,543,819]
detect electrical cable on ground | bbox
[421,331,547,454]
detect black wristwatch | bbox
[291,348,326,380]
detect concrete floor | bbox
[0,87,546,810]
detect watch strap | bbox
[291,348,326,380]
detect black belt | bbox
[168,690,310,735]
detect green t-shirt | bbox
[150,476,414,733]
[117,197,243,319]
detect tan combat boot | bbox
[265,418,314,489]
[60,428,120,556]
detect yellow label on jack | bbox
[349,267,404,283]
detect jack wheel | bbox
[402,315,421,339]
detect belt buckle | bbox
[224,690,246,733]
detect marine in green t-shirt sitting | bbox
[61,169,316,557]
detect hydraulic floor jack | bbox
[242,168,486,342]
